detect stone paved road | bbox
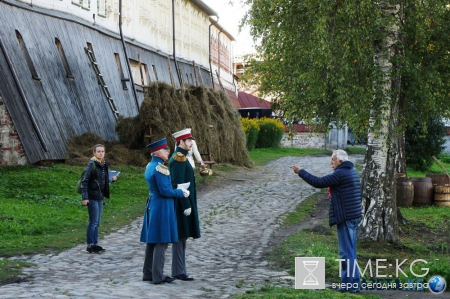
[0,155,446,299]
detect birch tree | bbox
[241,0,450,242]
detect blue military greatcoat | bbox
[140,156,184,244]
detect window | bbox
[81,0,90,10]
[97,0,107,17]
[15,30,40,80]
[129,59,150,86]
[55,38,74,79]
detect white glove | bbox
[182,189,190,198]
[184,208,192,216]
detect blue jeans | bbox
[87,200,103,245]
[337,218,360,291]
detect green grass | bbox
[249,148,331,166]
[282,191,326,226]
[0,164,149,256]
[345,147,367,155]
[0,259,34,285]
[232,286,378,299]
[406,153,450,177]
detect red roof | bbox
[223,88,241,108]
[238,92,271,109]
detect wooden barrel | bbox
[434,185,450,207]
[396,178,414,207]
[426,174,450,186]
[411,177,433,206]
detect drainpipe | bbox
[119,0,139,111]
[172,0,183,86]
[208,16,219,88]
[231,42,237,93]
[217,30,223,80]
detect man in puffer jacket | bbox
[290,149,362,293]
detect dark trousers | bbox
[171,237,187,276]
[143,243,169,284]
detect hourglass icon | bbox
[302,260,319,285]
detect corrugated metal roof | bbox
[224,89,241,108]
[238,92,271,109]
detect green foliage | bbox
[241,117,260,151]
[254,118,285,148]
[242,0,450,135]
[405,116,446,171]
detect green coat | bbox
[169,147,201,239]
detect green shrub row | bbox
[240,117,285,150]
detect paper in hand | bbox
[109,170,120,184]
[177,182,190,190]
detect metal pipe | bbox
[208,16,219,88]
[217,30,223,79]
[0,36,48,152]
[119,0,139,111]
[172,0,182,85]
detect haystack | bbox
[66,83,252,167]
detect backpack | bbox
[76,162,96,194]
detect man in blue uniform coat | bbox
[140,138,190,285]
[169,129,201,281]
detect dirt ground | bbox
[198,163,448,299]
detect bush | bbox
[241,118,260,151]
[255,118,285,148]
[406,116,445,171]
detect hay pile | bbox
[66,83,252,167]
[65,132,148,167]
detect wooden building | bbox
[0,0,237,165]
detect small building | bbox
[237,92,272,118]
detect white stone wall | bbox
[0,97,28,166]
[280,127,349,150]
[281,132,327,149]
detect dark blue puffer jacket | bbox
[298,161,362,226]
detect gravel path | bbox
[1,154,444,299]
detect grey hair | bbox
[151,149,162,157]
[333,149,349,162]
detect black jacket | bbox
[81,158,111,200]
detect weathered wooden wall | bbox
[0,1,212,164]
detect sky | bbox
[201,0,255,56]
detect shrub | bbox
[241,117,260,151]
[255,118,285,148]
[406,116,445,171]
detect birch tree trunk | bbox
[358,2,400,243]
